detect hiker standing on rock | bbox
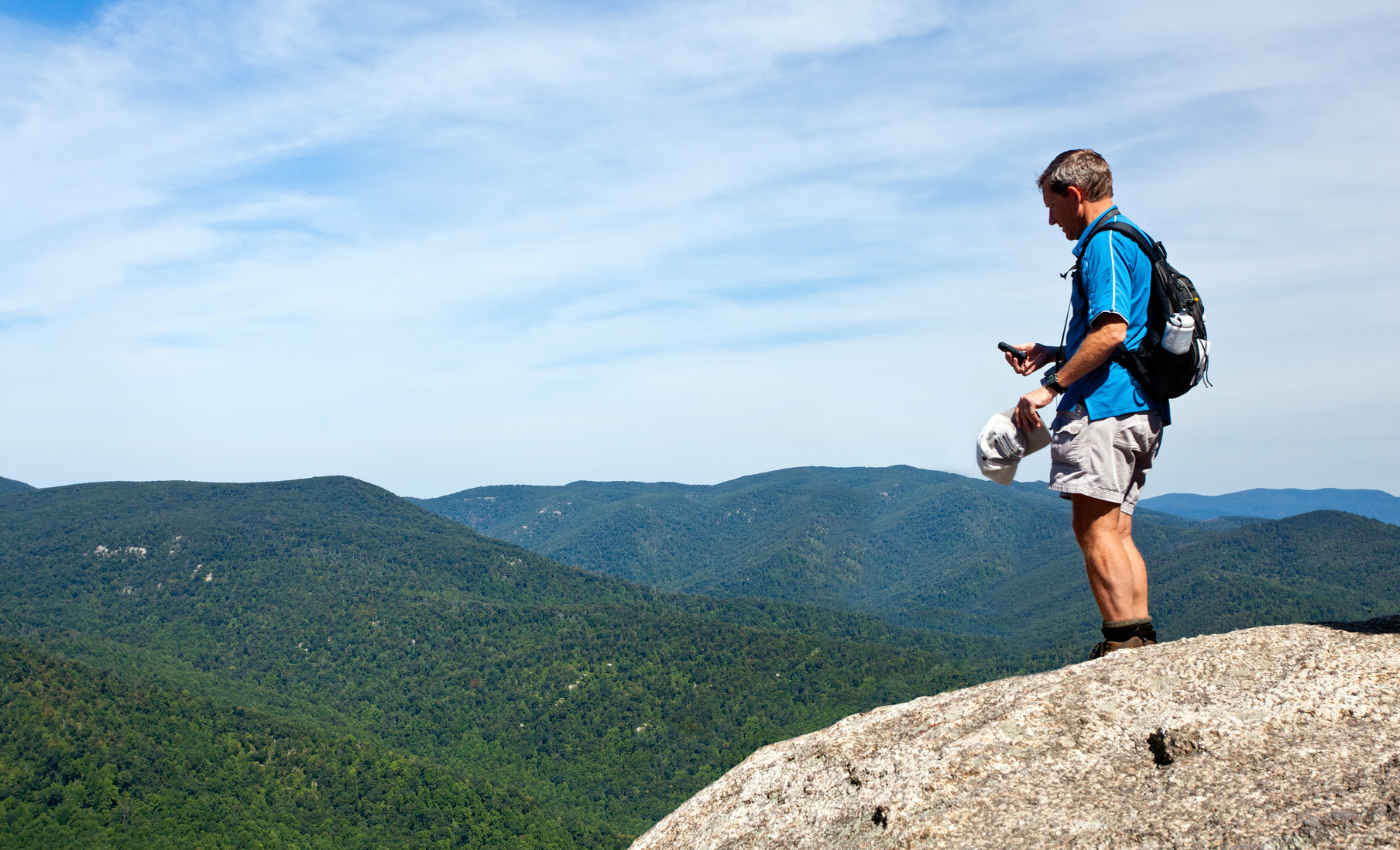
[1005,150,1168,659]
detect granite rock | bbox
[632,617,1400,849]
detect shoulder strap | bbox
[1094,222,1161,262]
[1079,210,1160,263]
[1068,209,1160,352]
[1073,209,1157,306]
[1078,206,1121,248]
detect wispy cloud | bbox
[0,0,1395,496]
[0,311,46,331]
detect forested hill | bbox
[412,466,1082,632]
[0,476,33,496]
[980,510,1400,643]
[414,467,1400,643]
[1140,487,1400,525]
[0,476,1020,847]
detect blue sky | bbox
[0,0,1396,497]
[0,0,107,26]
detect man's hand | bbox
[1005,343,1057,377]
[1008,317,1127,431]
[1015,386,1056,432]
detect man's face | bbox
[1042,183,1085,241]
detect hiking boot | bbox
[1088,635,1157,659]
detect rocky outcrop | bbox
[632,618,1400,849]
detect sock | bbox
[1103,617,1153,644]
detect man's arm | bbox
[1013,315,1127,431]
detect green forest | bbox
[0,639,576,850]
[414,466,1400,641]
[0,477,1029,847]
[1,471,1395,847]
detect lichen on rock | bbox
[631,617,1400,849]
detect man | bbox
[1006,149,1167,659]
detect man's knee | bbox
[1116,510,1135,543]
[1071,494,1121,540]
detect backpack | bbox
[1076,217,1210,401]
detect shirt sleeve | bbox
[1079,230,1139,325]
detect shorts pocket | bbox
[1050,416,1086,466]
[1113,413,1163,455]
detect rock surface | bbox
[632,618,1400,849]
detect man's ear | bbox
[1064,185,1085,207]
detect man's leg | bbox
[1050,411,1162,655]
[1117,509,1149,616]
[1071,494,1149,622]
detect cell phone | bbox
[998,342,1027,364]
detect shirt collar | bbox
[1072,206,1120,258]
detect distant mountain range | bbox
[414,467,1084,634]
[1139,488,1400,525]
[2,470,1396,846]
[0,476,1017,848]
[414,466,1400,643]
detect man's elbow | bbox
[1092,316,1129,346]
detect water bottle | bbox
[1162,312,1194,355]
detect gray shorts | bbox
[1048,410,1163,514]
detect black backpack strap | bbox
[1071,210,1201,403]
[1071,209,1158,305]
[1084,214,1178,325]
[1091,221,1161,263]
[1070,210,1163,368]
[1077,207,1158,262]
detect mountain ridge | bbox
[0,476,33,496]
[412,466,1083,632]
[1140,486,1400,525]
[6,471,1397,845]
[414,466,1400,643]
[0,474,1023,846]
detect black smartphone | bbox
[998,342,1027,364]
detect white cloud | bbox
[0,0,1396,497]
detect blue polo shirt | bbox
[1058,207,1170,425]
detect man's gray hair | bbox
[1037,149,1113,202]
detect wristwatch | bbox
[1042,370,1067,394]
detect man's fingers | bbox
[1015,386,1053,432]
[1017,344,1043,376]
